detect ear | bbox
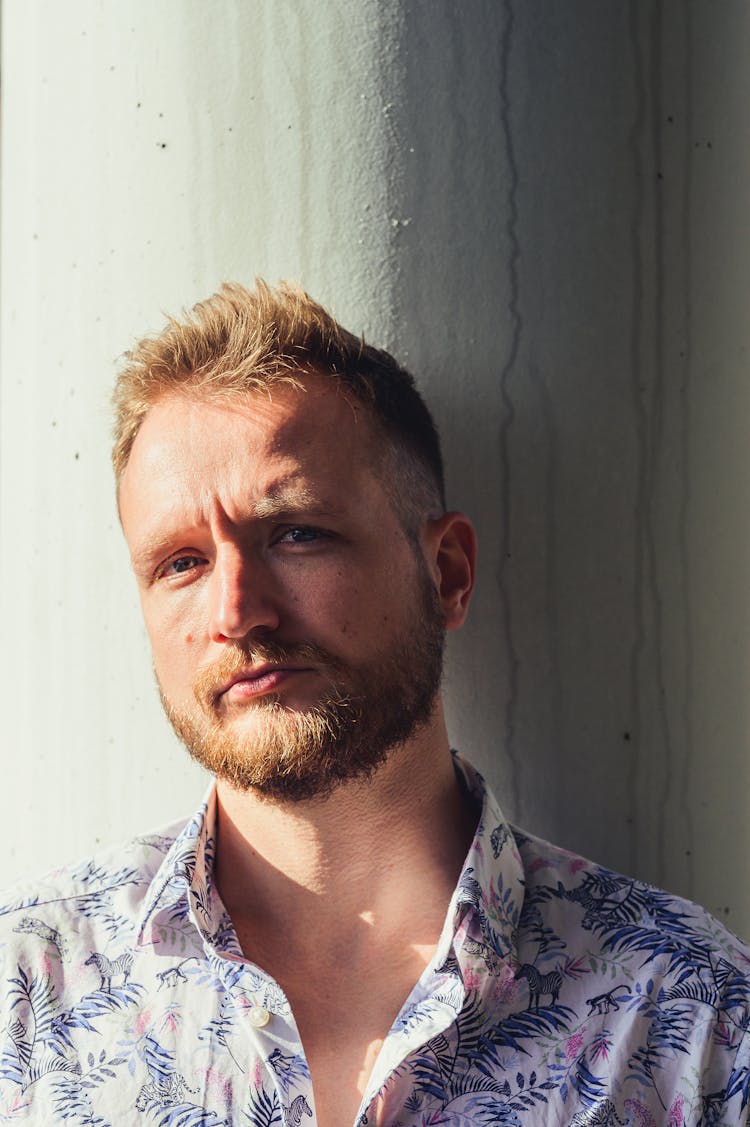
[422,512,477,631]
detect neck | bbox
[213,708,478,961]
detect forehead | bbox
[118,379,385,542]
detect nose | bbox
[208,542,280,642]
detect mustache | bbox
[193,639,344,708]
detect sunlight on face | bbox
[158,564,445,801]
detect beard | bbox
[158,566,445,802]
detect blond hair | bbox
[112,280,445,530]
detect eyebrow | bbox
[129,481,345,577]
[251,482,319,518]
[247,472,352,521]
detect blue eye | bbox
[278,527,326,544]
[162,555,205,577]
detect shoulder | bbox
[509,829,748,1099]
[513,823,750,965]
[0,819,187,963]
[509,826,750,1117]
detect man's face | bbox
[119,377,446,801]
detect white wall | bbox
[2,2,749,938]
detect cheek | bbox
[143,606,201,695]
[151,638,199,706]
[144,593,203,646]
[292,575,365,642]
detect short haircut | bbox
[112,280,445,533]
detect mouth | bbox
[216,664,312,703]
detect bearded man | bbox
[1,281,749,1126]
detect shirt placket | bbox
[183,817,316,1125]
[356,952,468,1123]
[212,949,316,1125]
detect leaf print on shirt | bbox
[547,1051,610,1111]
[1,968,82,1092]
[65,862,143,944]
[396,992,535,1117]
[726,1055,750,1115]
[51,980,145,1055]
[243,1084,283,1127]
[50,1073,110,1126]
[481,1001,576,1059]
[484,873,521,950]
[431,1090,523,1125]
[69,862,142,891]
[518,891,567,967]
[196,995,245,1074]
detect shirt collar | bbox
[135,782,234,953]
[136,754,525,975]
[439,753,524,974]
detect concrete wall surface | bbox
[2,2,749,937]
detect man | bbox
[1,281,748,1126]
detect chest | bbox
[301,1037,382,1127]
[268,957,430,1126]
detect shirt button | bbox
[248,1006,271,1028]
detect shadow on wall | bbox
[384,0,750,940]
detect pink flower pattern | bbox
[564,1031,584,1060]
[668,1093,685,1125]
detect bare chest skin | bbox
[233,920,437,1127]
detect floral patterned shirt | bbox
[1,755,748,1126]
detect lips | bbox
[194,642,336,713]
[216,664,310,702]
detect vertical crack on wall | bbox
[497,0,522,814]
[677,0,696,893]
[648,0,673,884]
[627,0,648,876]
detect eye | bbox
[158,554,207,579]
[276,526,329,545]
